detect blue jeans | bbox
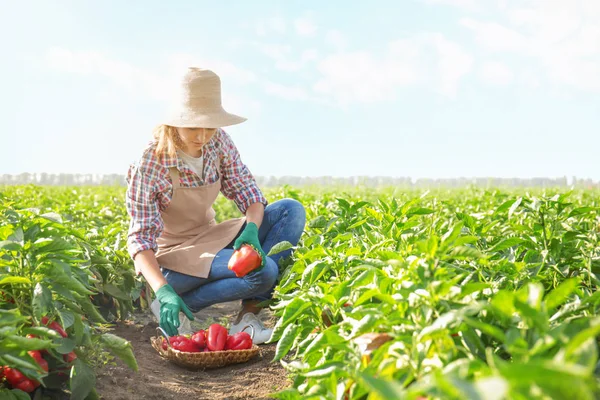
[161,198,306,313]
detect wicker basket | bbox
[150,326,260,369]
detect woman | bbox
[125,67,306,344]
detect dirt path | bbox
[95,302,290,400]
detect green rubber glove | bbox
[234,222,267,267]
[156,284,194,336]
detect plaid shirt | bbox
[125,128,267,259]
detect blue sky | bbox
[1,0,599,181]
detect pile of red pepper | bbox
[1,317,77,393]
[161,323,252,353]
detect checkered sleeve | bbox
[218,129,268,214]
[125,153,164,260]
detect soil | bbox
[94,301,290,400]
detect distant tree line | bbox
[1,173,598,189]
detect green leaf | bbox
[358,372,406,399]
[406,207,434,216]
[269,388,302,400]
[32,283,53,321]
[73,314,85,345]
[100,333,138,371]
[102,283,129,301]
[545,278,580,311]
[0,276,31,286]
[568,207,598,217]
[301,261,329,287]
[0,389,31,400]
[1,353,42,375]
[270,297,312,342]
[508,197,522,219]
[488,237,525,253]
[302,361,345,378]
[268,241,294,256]
[0,241,22,251]
[463,317,506,343]
[0,310,27,328]
[564,318,600,360]
[54,338,76,354]
[308,216,328,229]
[59,309,75,329]
[76,296,106,323]
[0,335,53,351]
[70,358,96,400]
[461,283,491,298]
[273,323,300,362]
[21,327,61,339]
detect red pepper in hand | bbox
[207,324,228,351]
[169,336,201,353]
[191,330,206,349]
[227,244,262,278]
[225,332,252,350]
[41,316,68,338]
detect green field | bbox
[1,185,599,399]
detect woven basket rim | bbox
[150,335,260,368]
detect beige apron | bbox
[155,167,246,278]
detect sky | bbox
[1,0,599,181]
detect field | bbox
[1,185,599,399]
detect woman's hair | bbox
[153,124,181,159]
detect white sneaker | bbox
[229,313,273,345]
[150,299,194,335]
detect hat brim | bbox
[165,112,247,129]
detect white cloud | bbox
[302,49,319,62]
[252,42,318,72]
[423,0,479,10]
[460,18,528,53]
[46,48,261,114]
[264,81,310,101]
[480,61,514,85]
[46,47,166,99]
[294,17,317,36]
[460,0,600,93]
[268,16,287,34]
[326,30,348,50]
[311,34,472,105]
[255,16,287,36]
[313,47,420,105]
[429,33,474,97]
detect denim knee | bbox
[278,198,307,235]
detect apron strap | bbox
[169,167,180,189]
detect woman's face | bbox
[176,127,217,156]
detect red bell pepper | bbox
[28,350,49,372]
[3,367,39,393]
[41,316,68,338]
[207,324,228,351]
[63,351,77,363]
[169,336,201,353]
[191,330,206,349]
[227,245,262,278]
[225,332,252,351]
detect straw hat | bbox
[165,67,246,128]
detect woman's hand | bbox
[234,222,267,267]
[133,249,194,335]
[155,284,195,336]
